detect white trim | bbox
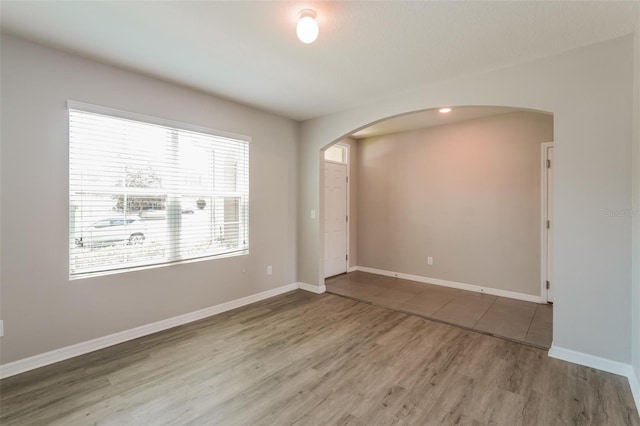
[630,370,640,415]
[541,142,554,303]
[344,142,351,275]
[0,283,299,379]
[323,159,346,166]
[70,249,249,281]
[548,345,633,376]
[298,282,327,294]
[67,100,251,143]
[347,266,358,273]
[353,266,545,303]
[549,345,640,414]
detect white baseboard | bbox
[298,282,326,294]
[347,266,358,273]
[630,370,640,416]
[549,345,640,414]
[3,279,638,416]
[354,266,545,303]
[349,265,640,412]
[0,283,299,379]
[548,345,633,376]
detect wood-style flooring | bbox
[326,271,552,349]
[1,290,637,425]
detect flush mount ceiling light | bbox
[439,107,452,113]
[297,9,319,44]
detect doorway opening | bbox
[323,143,350,279]
[321,106,554,348]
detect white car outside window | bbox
[76,217,146,247]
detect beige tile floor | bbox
[325,271,553,349]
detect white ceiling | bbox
[1,1,638,121]
[350,106,535,139]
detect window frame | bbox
[324,143,348,164]
[68,101,251,279]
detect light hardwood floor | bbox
[1,291,638,425]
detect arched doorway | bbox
[320,105,554,347]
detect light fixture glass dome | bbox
[297,10,319,44]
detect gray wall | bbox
[632,13,640,387]
[0,35,299,364]
[299,35,634,364]
[355,112,553,296]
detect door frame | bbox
[541,142,554,302]
[323,142,350,278]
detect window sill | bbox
[69,249,249,281]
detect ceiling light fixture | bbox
[439,107,452,113]
[297,9,319,44]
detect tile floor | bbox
[325,271,553,349]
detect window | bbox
[324,144,348,164]
[69,102,249,278]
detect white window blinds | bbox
[69,103,249,277]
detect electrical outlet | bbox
[427,257,433,265]
[267,265,273,275]
[310,209,316,219]
[0,320,4,337]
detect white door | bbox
[545,145,554,302]
[324,161,348,278]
